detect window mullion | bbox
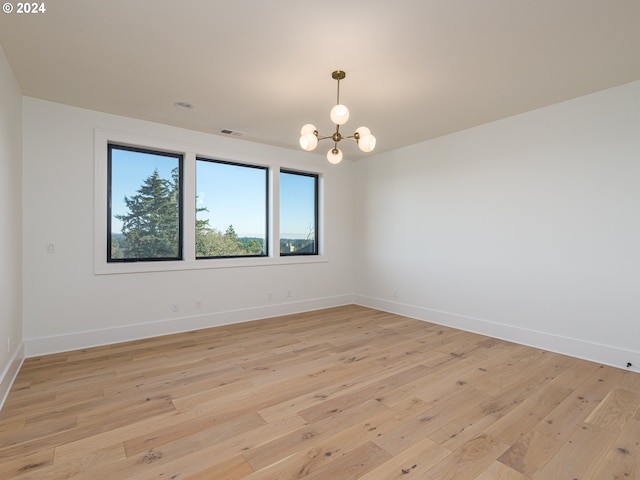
[271,168,280,257]
[183,152,197,261]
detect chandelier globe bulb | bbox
[330,105,350,125]
[327,147,343,164]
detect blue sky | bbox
[110,148,316,240]
[196,160,267,238]
[110,148,178,234]
[280,171,316,240]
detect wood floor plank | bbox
[122,410,266,457]
[482,382,573,445]
[428,387,531,450]
[180,454,255,480]
[358,435,450,480]
[476,461,533,480]
[0,447,54,479]
[256,362,376,423]
[424,433,510,480]
[8,443,125,480]
[497,363,627,477]
[246,352,348,389]
[584,387,640,433]
[375,356,473,407]
[297,364,431,423]
[245,396,433,479]
[531,422,618,480]
[306,441,391,479]
[120,414,309,480]
[1,305,639,479]
[242,398,390,472]
[246,443,389,480]
[0,414,78,449]
[372,387,490,456]
[591,418,640,479]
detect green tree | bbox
[111,236,124,259]
[240,238,264,255]
[196,221,261,257]
[115,168,179,258]
[225,224,238,240]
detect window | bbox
[196,159,268,258]
[97,129,326,273]
[108,144,183,262]
[280,170,318,256]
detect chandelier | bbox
[299,70,376,164]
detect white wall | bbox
[0,46,24,405]
[355,81,640,371]
[16,80,640,373]
[22,98,356,355]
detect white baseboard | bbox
[0,342,25,411]
[354,294,640,373]
[19,292,639,381]
[24,294,355,358]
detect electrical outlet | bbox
[171,302,179,313]
[267,292,272,301]
[393,289,398,298]
[286,289,292,298]
[195,300,202,310]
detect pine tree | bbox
[116,168,179,259]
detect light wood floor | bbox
[1,305,639,479]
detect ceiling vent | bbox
[220,129,246,137]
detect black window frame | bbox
[279,169,319,257]
[195,157,269,260]
[107,143,184,263]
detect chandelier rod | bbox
[332,70,346,106]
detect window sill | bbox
[95,254,328,275]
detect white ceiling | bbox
[1,0,639,158]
